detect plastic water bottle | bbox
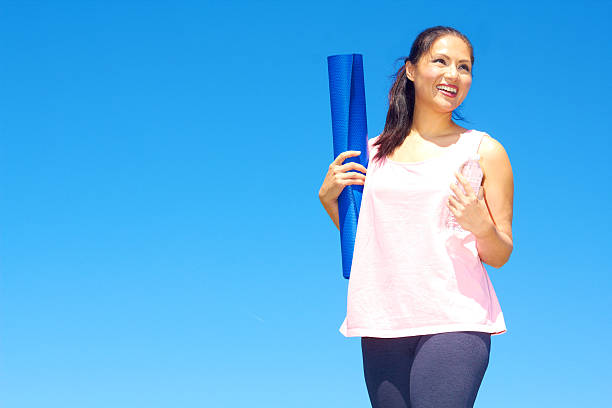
[446,154,483,232]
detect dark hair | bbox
[372,26,474,165]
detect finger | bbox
[334,150,362,165]
[477,185,484,200]
[449,182,467,203]
[340,172,366,183]
[341,174,366,185]
[454,171,475,197]
[448,194,461,210]
[342,178,366,186]
[338,161,367,174]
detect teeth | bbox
[437,85,457,94]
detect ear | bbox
[405,61,415,82]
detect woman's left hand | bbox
[447,171,494,237]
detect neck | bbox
[410,102,460,140]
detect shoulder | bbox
[478,132,508,157]
[367,134,382,155]
[476,132,513,182]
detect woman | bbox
[318,26,514,407]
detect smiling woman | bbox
[319,25,515,408]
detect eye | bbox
[434,58,445,64]
[461,64,471,72]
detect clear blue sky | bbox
[0,1,610,407]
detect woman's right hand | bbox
[318,151,367,204]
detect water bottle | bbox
[446,154,483,232]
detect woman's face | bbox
[406,35,473,114]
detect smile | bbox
[436,84,457,98]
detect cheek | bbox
[420,67,439,84]
[458,79,472,99]
[415,69,440,95]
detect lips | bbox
[436,84,458,98]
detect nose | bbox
[445,64,459,80]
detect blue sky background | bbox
[0,1,610,407]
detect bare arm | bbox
[319,197,340,231]
[474,135,514,268]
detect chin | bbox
[433,103,457,113]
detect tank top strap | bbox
[460,130,486,159]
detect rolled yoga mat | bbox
[327,53,369,279]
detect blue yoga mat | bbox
[327,54,369,279]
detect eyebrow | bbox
[433,53,471,64]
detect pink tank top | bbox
[339,129,507,338]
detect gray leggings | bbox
[361,331,491,408]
